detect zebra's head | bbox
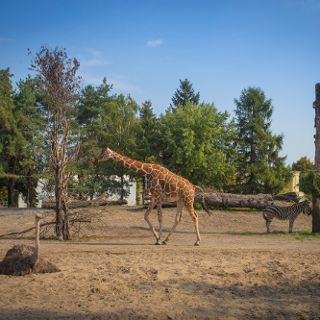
[301,200,312,215]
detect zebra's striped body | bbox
[262,200,311,233]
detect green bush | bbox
[300,171,320,196]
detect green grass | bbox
[226,230,320,240]
[264,230,320,240]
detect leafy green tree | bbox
[76,79,139,201]
[99,94,139,200]
[292,156,315,172]
[171,78,200,108]
[234,87,291,194]
[159,102,236,189]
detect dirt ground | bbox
[0,205,319,320]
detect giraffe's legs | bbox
[156,204,163,244]
[144,199,160,243]
[177,203,201,246]
[162,200,184,245]
[189,207,201,246]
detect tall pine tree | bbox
[75,78,113,199]
[234,87,291,194]
[0,69,18,206]
[136,100,160,162]
[171,78,200,109]
[14,77,46,207]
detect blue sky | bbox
[1,0,319,164]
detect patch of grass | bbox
[291,231,320,240]
[226,230,320,240]
[264,230,320,240]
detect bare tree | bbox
[30,47,81,240]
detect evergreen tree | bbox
[75,79,113,199]
[171,78,200,108]
[136,100,160,162]
[234,87,291,194]
[0,69,18,206]
[77,78,113,126]
[14,77,46,207]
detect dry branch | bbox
[0,210,107,239]
[42,198,127,209]
[0,222,55,239]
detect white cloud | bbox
[81,48,111,67]
[146,39,164,47]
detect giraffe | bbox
[98,146,211,246]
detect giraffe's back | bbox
[147,164,195,202]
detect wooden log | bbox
[144,192,275,209]
[196,192,274,209]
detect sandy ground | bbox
[0,205,319,320]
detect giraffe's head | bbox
[97,145,113,163]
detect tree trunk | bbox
[62,198,71,240]
[312,196,320,233]
[313,82,320,233]
[55,198,64,240]
[120,174,125,201]
[198,192,274,209]
[7,179,15,207]
[55,167,64,240]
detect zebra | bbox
[262,200,311,233]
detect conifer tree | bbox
[136,100,160,162]
[234,87,291,194]
[76,79,113,199]
[0,69,19,206]
[171,78,200,108]
[14,77,46,207]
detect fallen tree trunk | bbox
[197,192,274,209]
[143,192,276,209]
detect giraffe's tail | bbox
[195,186,212,216]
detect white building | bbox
[18,176,137,208]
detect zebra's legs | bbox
[289,219,294,233]
[265,219,272,233]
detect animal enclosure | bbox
[0,205,319,319]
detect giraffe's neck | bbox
[110,150,151,176]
